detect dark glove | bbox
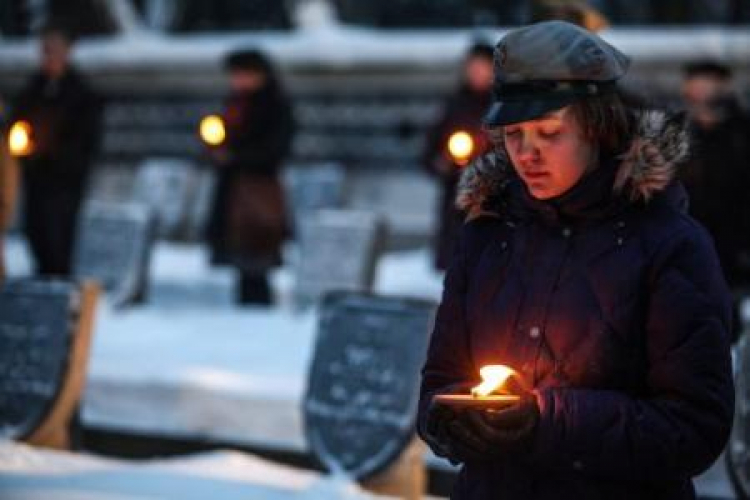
[422,384,473,464]
[424,400,457,459]
[451,391,540,458]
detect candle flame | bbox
[8,120,33,156]
[448,130,474,165]
[471,365,516,397]
[200,114,226,146]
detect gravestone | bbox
[283,163,346,235]
[183,167,217,242]
[0,280,77,441]
[303,292,436,480]
[133,157,199,240]
[294,209,385,307]
[86,164,137,204]
[73,201,154,307]
[0,280,99,449]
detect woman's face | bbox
[503,106,597,200]
[229,69,267,93]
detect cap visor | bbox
[482,95,580,127]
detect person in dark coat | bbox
[423,43,494,271]
[205,49,294,305]
[418,21,734,500]
[10,22,102,277]
[679,60,750,340]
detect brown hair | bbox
[486,90,633,159]
[568,91,632,156]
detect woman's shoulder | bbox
[634,183,717,264]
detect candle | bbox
[8,120,34,157]
[199,114,226,146]
[447,130,474,166]
[434,365,522,409]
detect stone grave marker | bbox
[283,163,346,235]
[294,209,385,307]
[0,279,98,449]
[303,292,435,480]
[133,157,199,240]
[73,201,154,307]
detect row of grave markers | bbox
[0,280,435,496]
[71,160,386,308]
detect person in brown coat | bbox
[204,49,294,305]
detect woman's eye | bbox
[540,129,560,138]
[504,129,520,138]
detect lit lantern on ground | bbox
[8,120,34,157]
[434,365,522,409]
[199,114,226,146]
[447,130,475,166]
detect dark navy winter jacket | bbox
[417,111,735,499]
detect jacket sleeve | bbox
[417,222,479,443]
[525,224,735,483]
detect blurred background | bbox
[1,1,749,499]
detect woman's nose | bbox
[516,134,540,162]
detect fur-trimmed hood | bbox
[456,110,690,219]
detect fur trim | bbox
[456,110,689,215]
[614,110,689,201]
[455,151,513,219]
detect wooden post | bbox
[361,437,426,500]
[26,281,100,449]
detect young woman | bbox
[418,21,734,499]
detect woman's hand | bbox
[423,384,473,464]
[446,392,540,462]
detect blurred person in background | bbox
[9,21,102,277]
[680,60,750,341]
[0,97,19,282]
[422,42,494,271]
[205,49,294,306]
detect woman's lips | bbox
[523,171,549,180]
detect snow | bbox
[2,22,749,73]
[0,440,391,499]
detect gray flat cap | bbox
[484,20,630,127]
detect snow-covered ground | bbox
[0,440,392,499]
[1,236,737,499]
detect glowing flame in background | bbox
[447,130,474,165]
[471,365,517,397]
[8,120,33,156]
[200,115,226,146]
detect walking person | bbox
[418,21,734,499]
